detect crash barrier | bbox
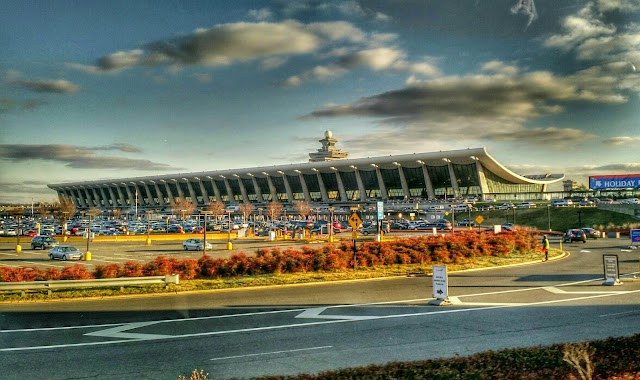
[0,274,179,296]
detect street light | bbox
[226,209,233,250]
[328,207,335,242]
[201,211,212,253]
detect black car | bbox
[30,235,60,250]
[562,229,587,243]
[581,227,601,239]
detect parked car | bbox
[457,219,475,227]
[581,227,601,239]
[360,225,379,235]
[551,199,573,207]
[31,235,60,250]
[517,202,537,208]
[48,245,84,261]
[562,229,587,243]
[182,238,212,251]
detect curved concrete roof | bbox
[48,147,563,188]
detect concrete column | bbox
[114,185,127,208]
[222,178,235,202]
[121,183,134,208]
[420,165,436,199]
[91,187,102,207]
[106,186,119,208]
[474,159,490,196]
[298,172,311,201]
[265,176,278,202]
[251,176,264,203]
[375,168,388,200]
[172,180,185,199]
[282,175,294,203]
[396,165,410,199]
[185,180,198,203]
[98,187,110,207]
[162,181,175,206]
[81,187,94,208]
[74,188,87,208]
[209,179,222,202]
[316,171,329,203]
[197,180,209,205]
[446,162,460,197]
[151,182,166,207]
[334,170,347,202]
[354,169,367,201]
[235,176,249,203]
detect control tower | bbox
[308,130,349,162]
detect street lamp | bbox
[328,207,335,242]
[201,211,212,253]
[226,209,233,250]
[145,210,152,246]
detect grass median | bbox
[0,248,558,302]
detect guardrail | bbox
[0,274,179,296]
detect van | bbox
[453,204,471,212]
[551,199,573,207]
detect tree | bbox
[172,198,195,222]
[238,202,255,224]
[86,207,102,219]
[266,201,283,225]
[53,196,76,230]
[112,208,123,220]
[206,201,226,224]
[294,200,312,220]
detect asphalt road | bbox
[1,238,639,379]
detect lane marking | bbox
[85,321,170,340]
[599,310,640,318]
[543,286,630,295]
[296,307,379,320]
[210,345,332,361]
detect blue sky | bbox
[1,0,639,204]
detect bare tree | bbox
[238,202,255,224]
[86,207,102,219]
[266,201,283,224]
[294,200,312,220]
[172,197,195,222]
[206,201,226,225]
[112,208,123,220]
[53,196,76,231]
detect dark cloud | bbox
[14,79,79,94]
[0,144,177,170]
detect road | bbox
[1,238,639,379]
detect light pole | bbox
[226,209,233,250]
[547,205,551,231]
[145,210,152,246]
[328,207,335,242]
[202,211,212,253]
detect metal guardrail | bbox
[0,274,179,296]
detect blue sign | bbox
[589,174,640,190]
[631,229,640,243]
[377,201,384,220]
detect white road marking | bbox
[543,286,630,295]
[85,321,171,339]
[599,309,640,317]
[295,307,379,320]
[210,345,332,361]
[3,278,639,352]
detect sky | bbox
[1,0,639,204]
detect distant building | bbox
[563,180,578,192]
[48,131,564,211]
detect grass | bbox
[450,206,639,232]
[0,248,557,302]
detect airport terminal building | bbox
[48,131,564,211]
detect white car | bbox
[517,202,537,208]
[49,245,84,261]
[182,238,212,251]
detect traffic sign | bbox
[432,265,448,299]
[475,215,484,225]
[348,212,362,229]
[351,231,358,239]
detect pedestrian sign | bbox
[348,212,362,229]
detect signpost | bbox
[429,265,450,305]
[348,211,362,271]
[602,255,622,286]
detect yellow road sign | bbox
[348,212,362,229]
[475,215,484,225]
[352,231,358,239]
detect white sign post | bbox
[429,265,451,305]
[602,255,622,286]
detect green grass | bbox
[449,206,639,232]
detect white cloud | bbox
[602,136,640,144]
[14,79,79,94]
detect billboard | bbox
[589,174,640,190]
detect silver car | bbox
[182,238,212,251]
[48,245,84,261]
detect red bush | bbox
[94,263,121,279]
